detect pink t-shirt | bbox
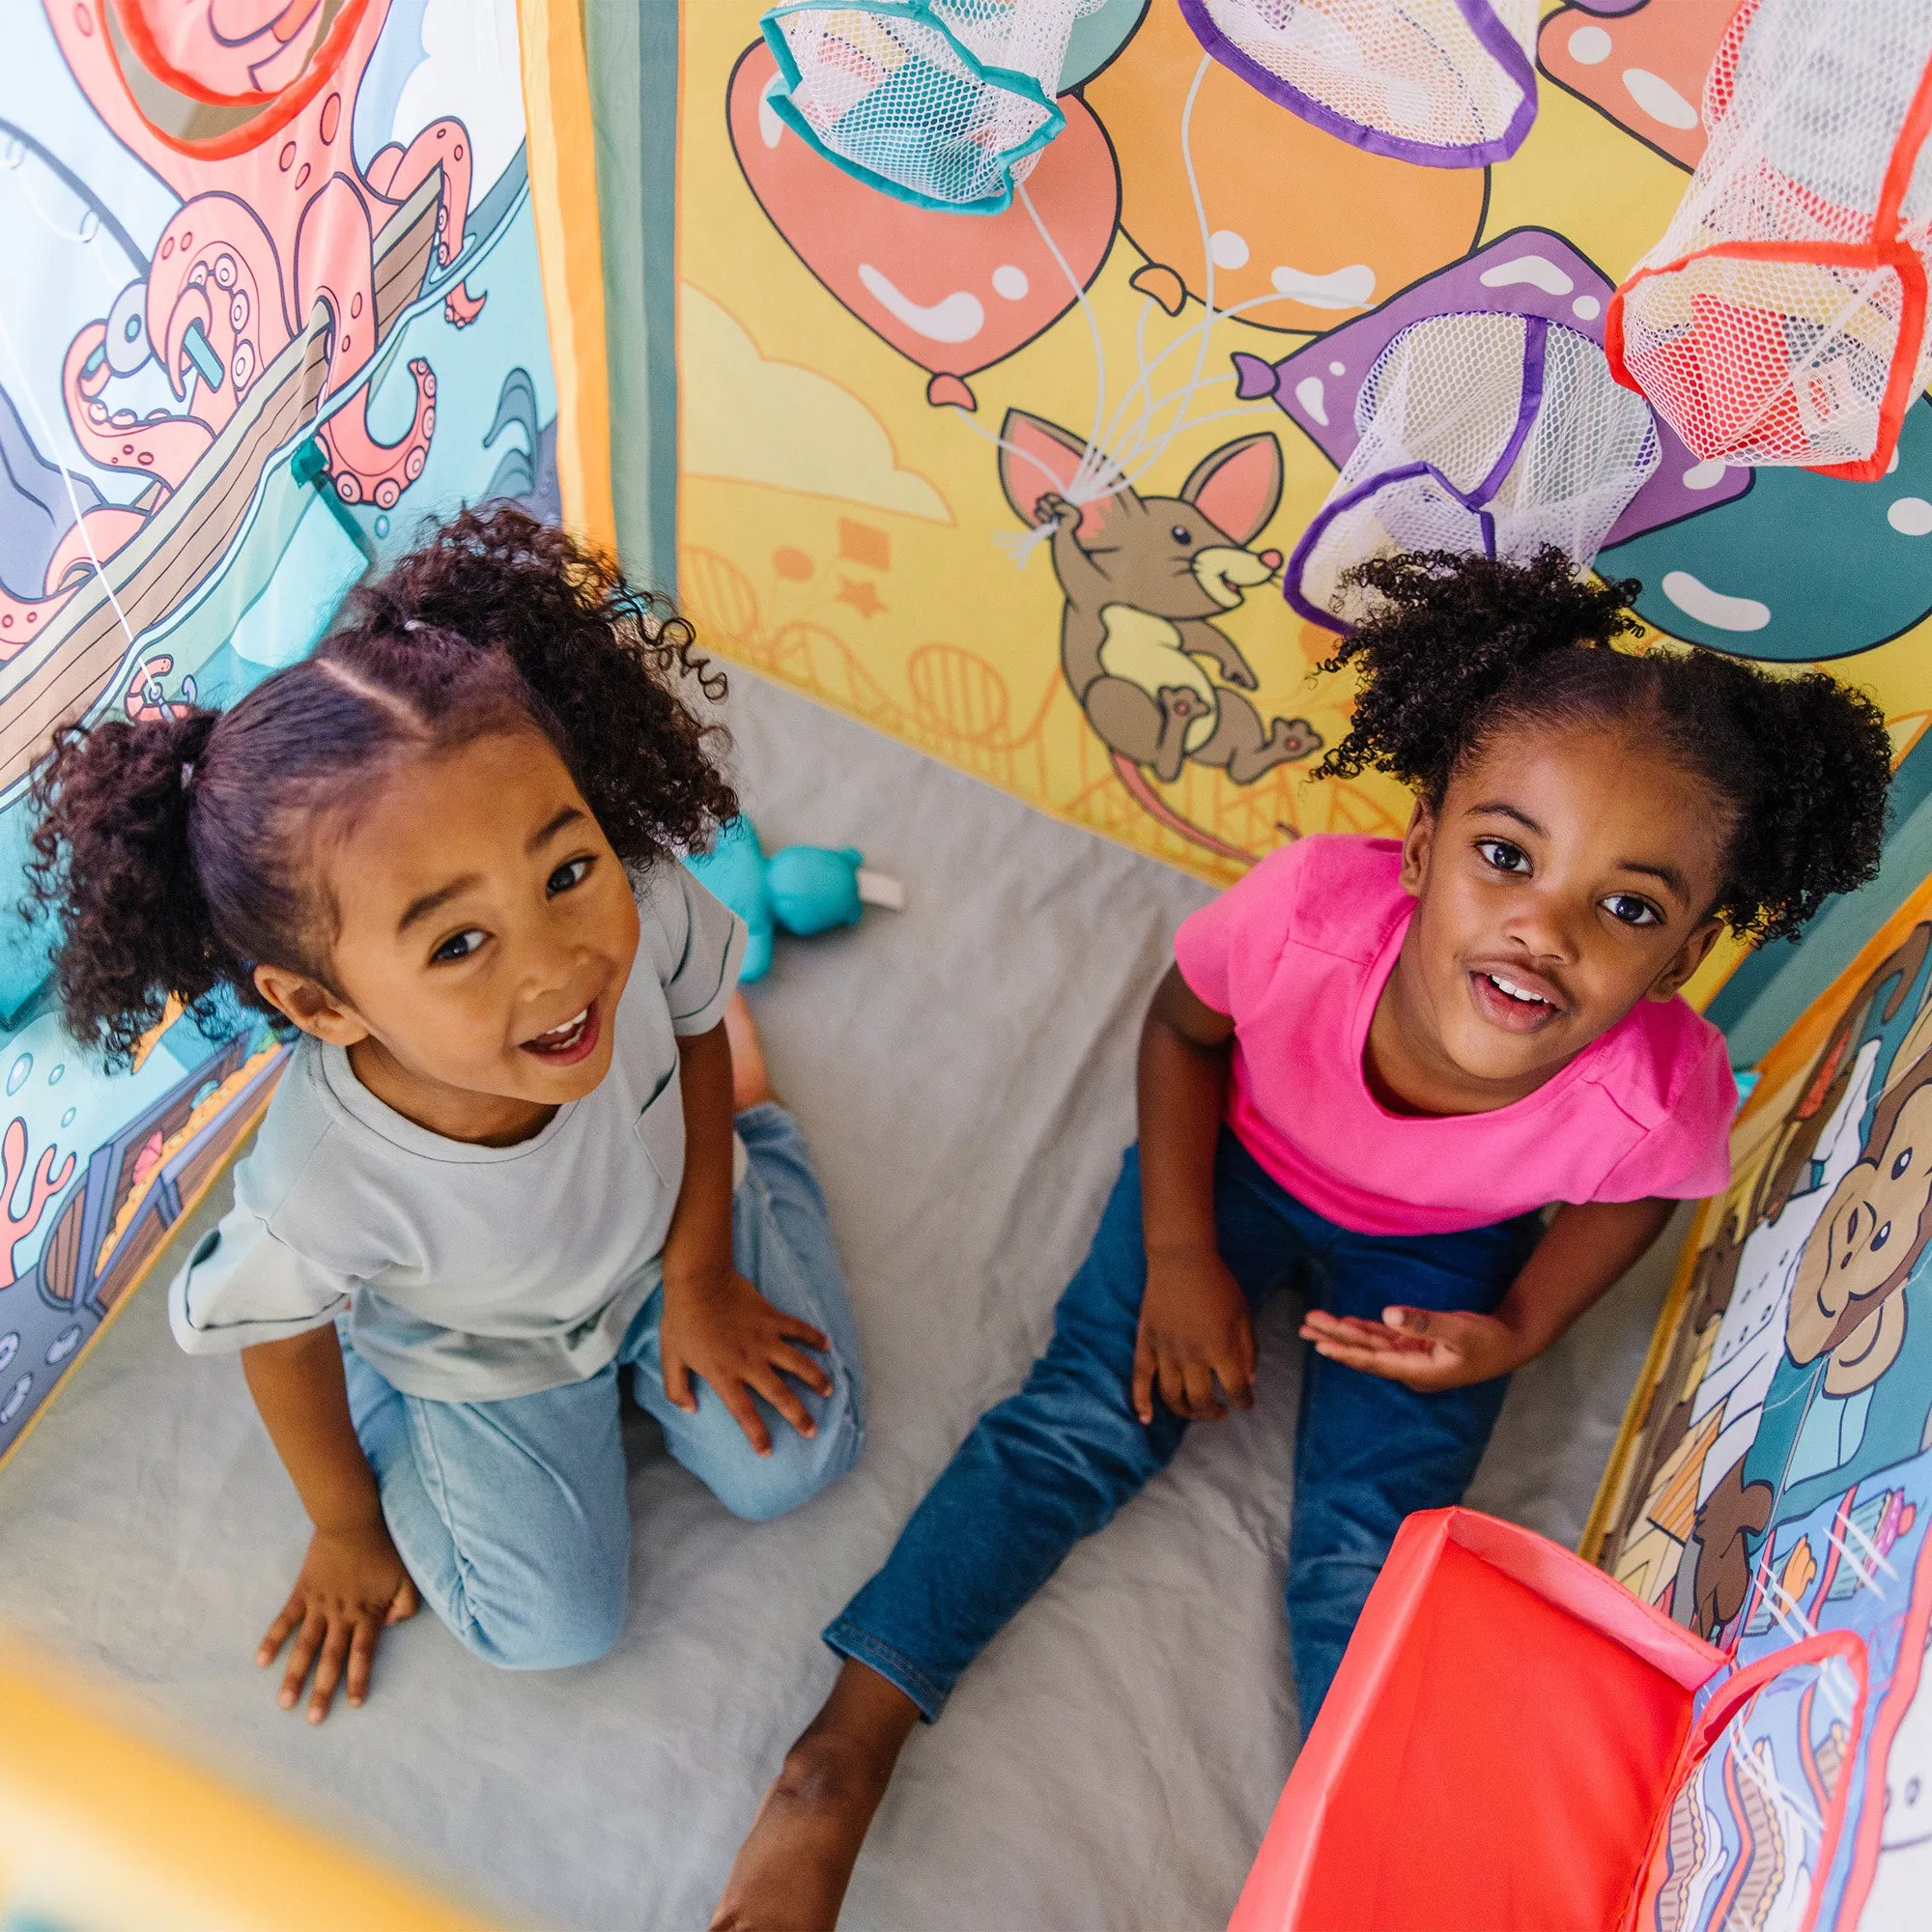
[1173,835,1735,1236]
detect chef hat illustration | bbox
[1607,0,1932,481]
[1179,0,1539,168]
[1286,310,1662,630]
[759,0,1095,213]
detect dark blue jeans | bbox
[826,1132,1541,1733]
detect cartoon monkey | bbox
[997,411,1320,789]
[1784,1021,1932,1396]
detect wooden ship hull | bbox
[0,169,444,799]
[35,1036,287,1321]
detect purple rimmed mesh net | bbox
[1179,0,1539,166]
[1287,311,1661,630]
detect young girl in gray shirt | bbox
[28,507,863,1720]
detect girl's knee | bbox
[437,1537,630,1670]
[714,1402,865,1522]
[457,1584,627,1670]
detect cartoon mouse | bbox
[997,410,1320,788]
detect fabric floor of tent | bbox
[0,674,1683,1932]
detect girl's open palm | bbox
[1299,1305,1525,1392]
[259,1521,418,1723]
[660,1268,832,1455]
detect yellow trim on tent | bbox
[518,0,618,555]
[0,1632,512,1931]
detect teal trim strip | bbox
[586,0,679,592]
[1712,729,1932,1066]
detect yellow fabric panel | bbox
[519,0,617,554]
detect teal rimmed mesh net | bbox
[760,0,1097,212]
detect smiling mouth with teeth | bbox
[1485,973,1549,1007]
[522,1005,593,1056]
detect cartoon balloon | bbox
[1539,0,1739,170]
[1061,0,1151,89]
[1085,0,1485,331]
[727,42,1121,410]
[1602,395,1932,662]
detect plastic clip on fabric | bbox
[1178,0,1540,169]
[1606,0,1932,480]
[758,0,1098,213]
[1285,309,1661,631]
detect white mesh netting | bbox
[761,0,1095,211]
[1180,0,1539,165]
[1287,311,1662,628]
[1609,0,1932,478]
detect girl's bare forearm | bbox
[1497,1196,1675,1357]
[242,1327,383,1533]
[1137,968,1236,1260]
[664,1020,736,1289]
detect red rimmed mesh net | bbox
[1612,0,1932,473]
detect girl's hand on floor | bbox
[259,1521,418,1724]
[1133,1248,1257,1425]
[661,1268,832,1455]
[1299,1306,1525,1391]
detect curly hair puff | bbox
[1317,548,1893,946]
[28,505,738,1064]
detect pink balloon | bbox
[726,42,1121,409]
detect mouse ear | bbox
[1179,434,1284,546]
[998,411,1115,537]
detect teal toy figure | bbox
[683,815,906,982]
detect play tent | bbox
[9,1,1932,1927]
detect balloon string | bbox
[1119,55,1218,486]
[1106,283,1319,474]
[1016,180,1112,497]
[1118,401,1281,494]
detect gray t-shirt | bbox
[169,863,746,1403]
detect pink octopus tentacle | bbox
[295,174,383,395]
[45,508,151,597]
[375,119,486,327]
[64,324,212,492]
[317,356,435,511]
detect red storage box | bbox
[1229,1509,1725,1932]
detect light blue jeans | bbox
[342,1104,865,1669]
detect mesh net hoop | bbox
[1285,311,1662,631]
[760,0,1095,213]
[1177,0,1539,168]
[1606,0,1932,482]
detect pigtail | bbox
[339,506,738,864]
[26,709,238,1065]
[1317,548,1641,801]
[1703,666,1890,944]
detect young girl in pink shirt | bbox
[714,548,1893,1932]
